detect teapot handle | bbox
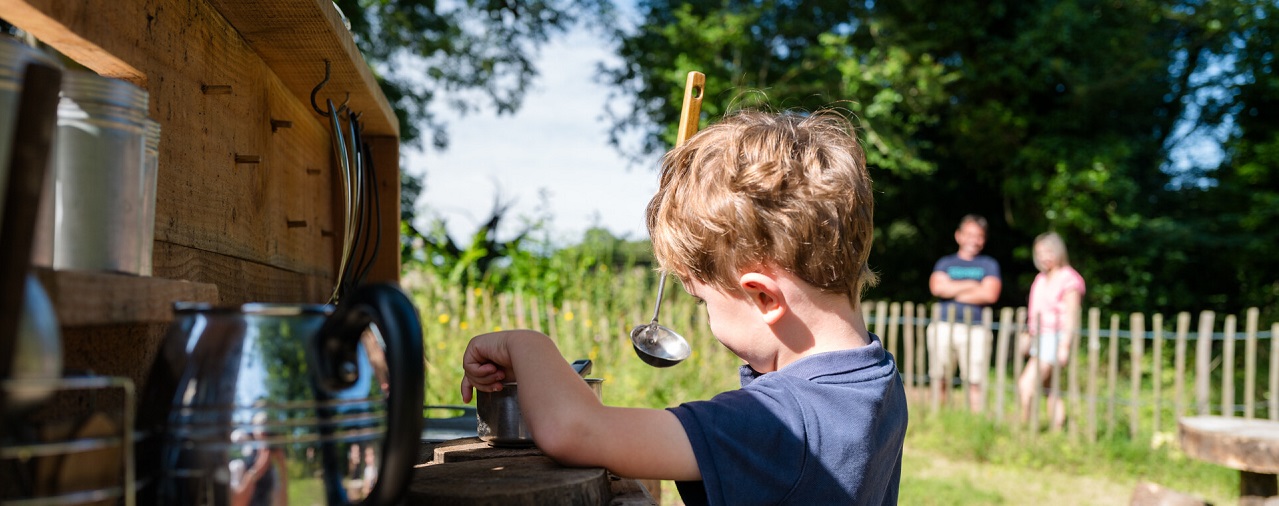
[318,282,424,506]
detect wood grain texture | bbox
[408,456,611,506]
[1179,416,1279,474]
[32,267,218,327]
[1,0,400,298]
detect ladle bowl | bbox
[630,322,691,368]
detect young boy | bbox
[460,110,908,505]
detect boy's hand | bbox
[460,332,514,403]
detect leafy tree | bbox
[605,0,1277,317]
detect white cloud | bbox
[406,27,660,245]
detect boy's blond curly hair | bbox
[646,110,877,304]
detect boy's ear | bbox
[738,272,785,325]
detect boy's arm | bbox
[462,330,701,481]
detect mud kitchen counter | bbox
[410,438,658,505]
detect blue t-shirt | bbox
[667,335,908,506]
[933,254,1001,323]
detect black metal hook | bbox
[311,60,333,117]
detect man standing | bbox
[928,214,1002,412]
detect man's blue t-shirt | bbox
[933,254,1001,323]
[667,335,907,506]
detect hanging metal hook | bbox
[311,59,333,117]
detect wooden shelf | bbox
[32,268,218,328]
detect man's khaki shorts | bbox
[926,321,992,385]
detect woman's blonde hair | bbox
[646,110,877,303]
[1032,231,1070,272]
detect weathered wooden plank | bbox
[1068,307,1083,438]
[203,0,398,137]
[1196,311,1216,415]
[362,135,401,283]
[1152,313,1164,433]
[995,306,1013,424]
[153,241,330,304]
[1130,313,1145,438]
[1086,308,1100,442]
[1271,323,1279,421]
[1245,308,1258,419]
[1175,312,1190,419]
[32,267,218,326]
[886,302,900,365]
[1107,314,1119,437]
[903,302,915,389]
[1179,416,1279,475]
[1223,314,1237,417]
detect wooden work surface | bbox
[411,438,658,506]
[1179,416,1279,505]
[1179,416,1279,474]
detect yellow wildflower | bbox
[438,313,450,324]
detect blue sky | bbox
[405,25,659,245]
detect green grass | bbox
[404,268,1242,505]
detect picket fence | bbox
[863,301,1279,442]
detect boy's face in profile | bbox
[682,276,767,361]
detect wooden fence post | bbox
[1151,313,1164,434]
[1130,313,1144,439]
[1068,307,1083,439]
[1222,314,1237,418]
[980,306,993,415]
[904,303,916,389]
[874,300,889,348]
[1245,308,1258,419]
[1271,322,1278,421]
[1029,313,1041,434]
[1014,307,1027,393]
[995,307,1014,424]
[888,302,901,367]
[1107,313,1120,438]
[514,292,527,329]
[916,303,928,396]
[498,294,511,331]
[1086,308,1101,442]
[929,303,944,413]
[1174,312,1190,420]
[1196,310,1215,416]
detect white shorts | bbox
[926,321,992,385]
[1030,332,1063,366]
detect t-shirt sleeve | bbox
[932,257,948,273]
[983,257,1001,280]
[1066,268,1085,296]
[667,386,807,506]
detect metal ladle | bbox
[630,272,692,367]
[630,71,704,368]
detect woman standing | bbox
[1018,232,1085,430]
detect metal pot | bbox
[476,377,603,448]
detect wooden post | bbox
[498,294,511,331]
[1151,313,1164,434]
[1196,310,1216,416]
[903,302,916,389]
[1049,349,1062,434]
[887,302,900,364]
[981,306,993,416]
[1029,313,1041,434]
[1086,308,1101,442]
[1174,312,1190,420]
[916,303,928,396]
[1068,307,1083,438]
[514,292,527,329]
[1130,312,1144,439]
[1223,314,1237,418]
[874,300,889,347]
[995,307,1014,424]
[1107,313,1120,438]
[1271,323,1279,421]
[1014,307,1027,391]
[1245,308,1258,419]
[529,296,542,333]
[929,303,944,413]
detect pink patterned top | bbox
[1027,266,1086,335]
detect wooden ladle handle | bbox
[676,71,705,146]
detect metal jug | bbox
[137,283,424,505]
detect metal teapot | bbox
[137,283,424,505]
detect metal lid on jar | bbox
[0,35,61,85]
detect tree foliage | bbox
[606,0,1279,318]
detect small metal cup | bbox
[476,378,603,447]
